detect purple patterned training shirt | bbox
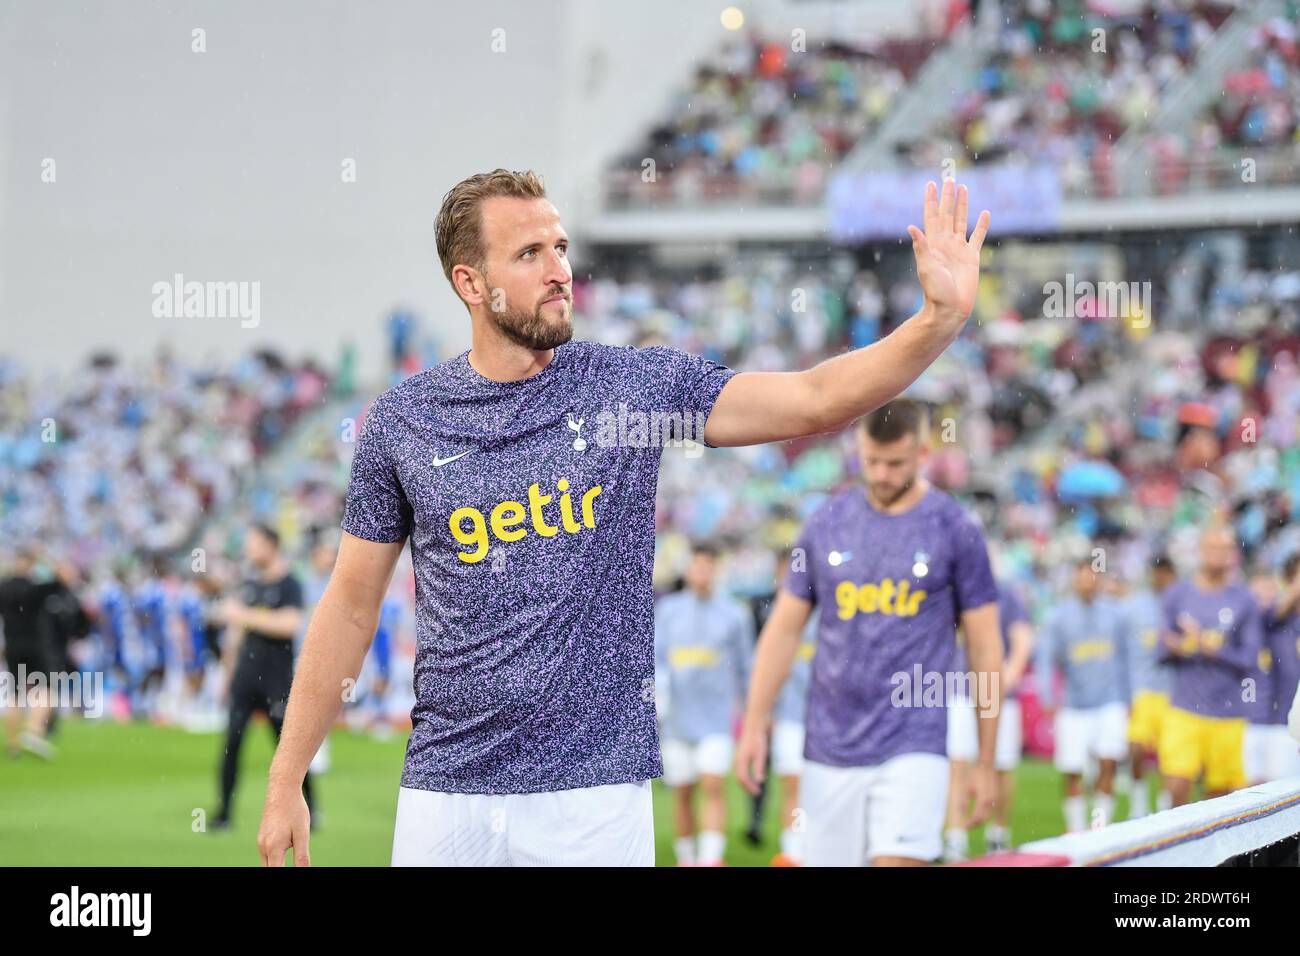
[341,340,735,794]
[784,486,998,767]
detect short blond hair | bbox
[434,168,548,294]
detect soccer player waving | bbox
[256,171,989,866]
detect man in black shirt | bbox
[0,550,55,758]
[41,559,93,739]
[214,525,314,829]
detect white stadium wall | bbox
[1,0,826,379]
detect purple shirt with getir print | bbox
[342,341,735,794]
[783,486,997,767]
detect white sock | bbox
[697,830,726,865]
[1156,789,1173,813]
[986,823,1010,847]
[944,827,969,858]
[1093,792,1115,828]
[1064,795,1087,833]
[1115,766,1133,793]
[1129,776,1150,818]
[674,836,696,866]
[779,827,804,862]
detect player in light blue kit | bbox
[767,550,817,866]
[1038,556,1130,832]
[655,543,754,866]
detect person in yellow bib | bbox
[1157,527,1264,806]
[1118,554,1177,817]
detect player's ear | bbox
[452,264,485,308]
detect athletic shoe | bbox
[19,732,54,760]
[770,853,801,867]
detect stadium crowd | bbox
[603,30,926,207]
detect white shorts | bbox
[946,696,1022,771]
[771,721,806,777]
[1244,723,1300,784]
[390,781,654,867]
[1054,702,1129,774]
[800,753,949,865]
[661,734,733,786]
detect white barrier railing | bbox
[1016,777,1300,867]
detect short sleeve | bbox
[341,396,414,543]
[1002,588,1028,627]
[637,346,737,448]
[280,576,304,609]
[951,512,997,615]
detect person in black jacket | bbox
[0,550,56,758]
[213,525,315,830]
[37,558,93,739]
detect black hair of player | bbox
[251,523,281,551]
[860,398,927,443]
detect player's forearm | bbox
[805,302,964,433]
[220,628,244,676]
[1209,640,1257,674]
[965,629,1004,765]
[1004,651,1031,689]
[238,607,301,638]
[741,623,802,727]
[1275,588,1300,620]
[1004,628,1033,688]
[267,592,376,789]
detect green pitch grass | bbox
[0,716,1121,866]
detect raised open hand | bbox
[906,179,990,322]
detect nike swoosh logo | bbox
[432,451,472,467]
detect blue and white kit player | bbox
[655,543,753,866]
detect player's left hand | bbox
[906,179,990,322]
[258,782,312,867]
[1173,614,1204,656]
[957,762,998,829]
[734,724,769,797]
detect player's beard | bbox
[487,289,573,351]
[868,474,916,508]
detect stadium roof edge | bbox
[580,187,1300,246]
